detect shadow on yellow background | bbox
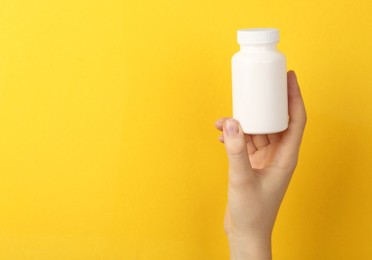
[0,0,372,259]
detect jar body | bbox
[231,45,288,134]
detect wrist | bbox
[228,234,272,260]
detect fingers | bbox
[215,117,230,131]
[273,71,306,172]
[252,135,270,150]
[267,133,282,143]
[246,135,257,154]
[216,117,259,154]
[217,118,271,147]
[282,71,307,149]
[215,118,227,142]
[222,119,255,185]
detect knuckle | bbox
[226,142,246,158]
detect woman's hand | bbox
[215,71,307,259]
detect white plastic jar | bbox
[231,28,288,134]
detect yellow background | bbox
[0,0,371,259]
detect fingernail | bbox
[225,119,238,137]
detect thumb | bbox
[223,119,255,185]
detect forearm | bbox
[228,235,272,260]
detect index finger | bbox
[281,70,307,156]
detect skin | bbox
[215,71,307,259]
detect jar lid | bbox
[237,28,279,44]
